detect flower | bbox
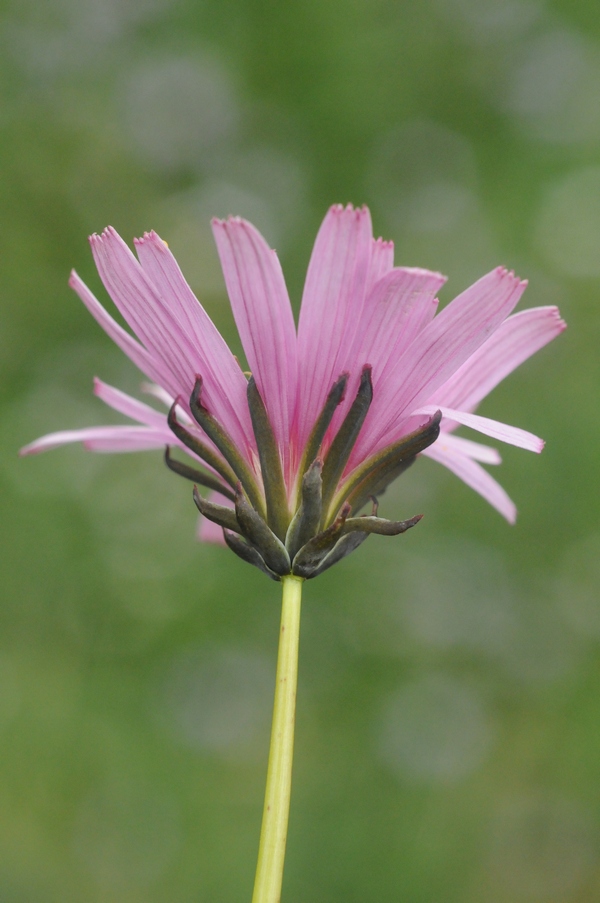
[21,205,565,579]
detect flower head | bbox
[21,205,565,579]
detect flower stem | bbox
[252,574,303,903]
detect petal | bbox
[140,381,182,413]
[20,425,170,455]
[69,271,166,387]
[295,205,373,454]
[134,231,253,452]
[324,266,445,451]
[91,228,254,462]
[352,266,527,464]
[423,441,517,523]
[417,405,544,452]
[197,491,234,546]
[70,275,206,439]
[90,229,197,401]
[83,427,171,452]
[365,237,395,295]
[430,306,566,412]
[434,432,502,465]
[94,378,168,428]
[211,217,298,462]
[355,267,446,377]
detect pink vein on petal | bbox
[90,229,197,399]
[69,271,167,389]
[353,267,446,378]
[295,205,373,454]
[365,236,395,295]
[324,266,446,447]
[352,266,527,464]
[430,306,567,413]
[134,231,254,453]
[211,217,298,466]
[91,227,251,456]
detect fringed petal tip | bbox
[325,203,372,226]
[373,236,394,253]
[211,215,246,229]
[548,306,568,332]
[89,226,115,246]
[494,265,528,291]
[333,202,369,213]
[133,230,168,250]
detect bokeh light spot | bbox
[535,166,600,278]
[156,645,273,761]
[377,673,495,782]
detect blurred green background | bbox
[1,0,600,900]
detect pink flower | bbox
[21,205,565,579]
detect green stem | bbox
[252,574,303,903]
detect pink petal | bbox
[140,381,181,412]
[294,205,373,455]
[91,228,254,462]
[95,379,230,473]
[134,231,253,453]
[211,217,298,465]
[365,237,395,295]
[69,271,166,388]
[435,432,502,465]
[323,266,445,450]
[430,306,566,412]
[355,267,446,377]
[83,428,171,452]
[352,266,527,464]
[90,229,196,401]
[20,426,170,456]
[417,405,544,452]
[197,491,234,546]
[423,441,517,523]
[94,378,168,428]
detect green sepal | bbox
[190,377,266,520]
[305,531,370,579]
[235,487,291,576]
[342,512,423,535]
[164,447,235,501]
[320,366,373,525]
[223,530,281,581]
[285,458,323,561]
[330,410,442,518]
[247,376,290,541]
[297,373,348,484]
[291,503,351,578]
[193,485,240,532]
[167,401,238,490]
